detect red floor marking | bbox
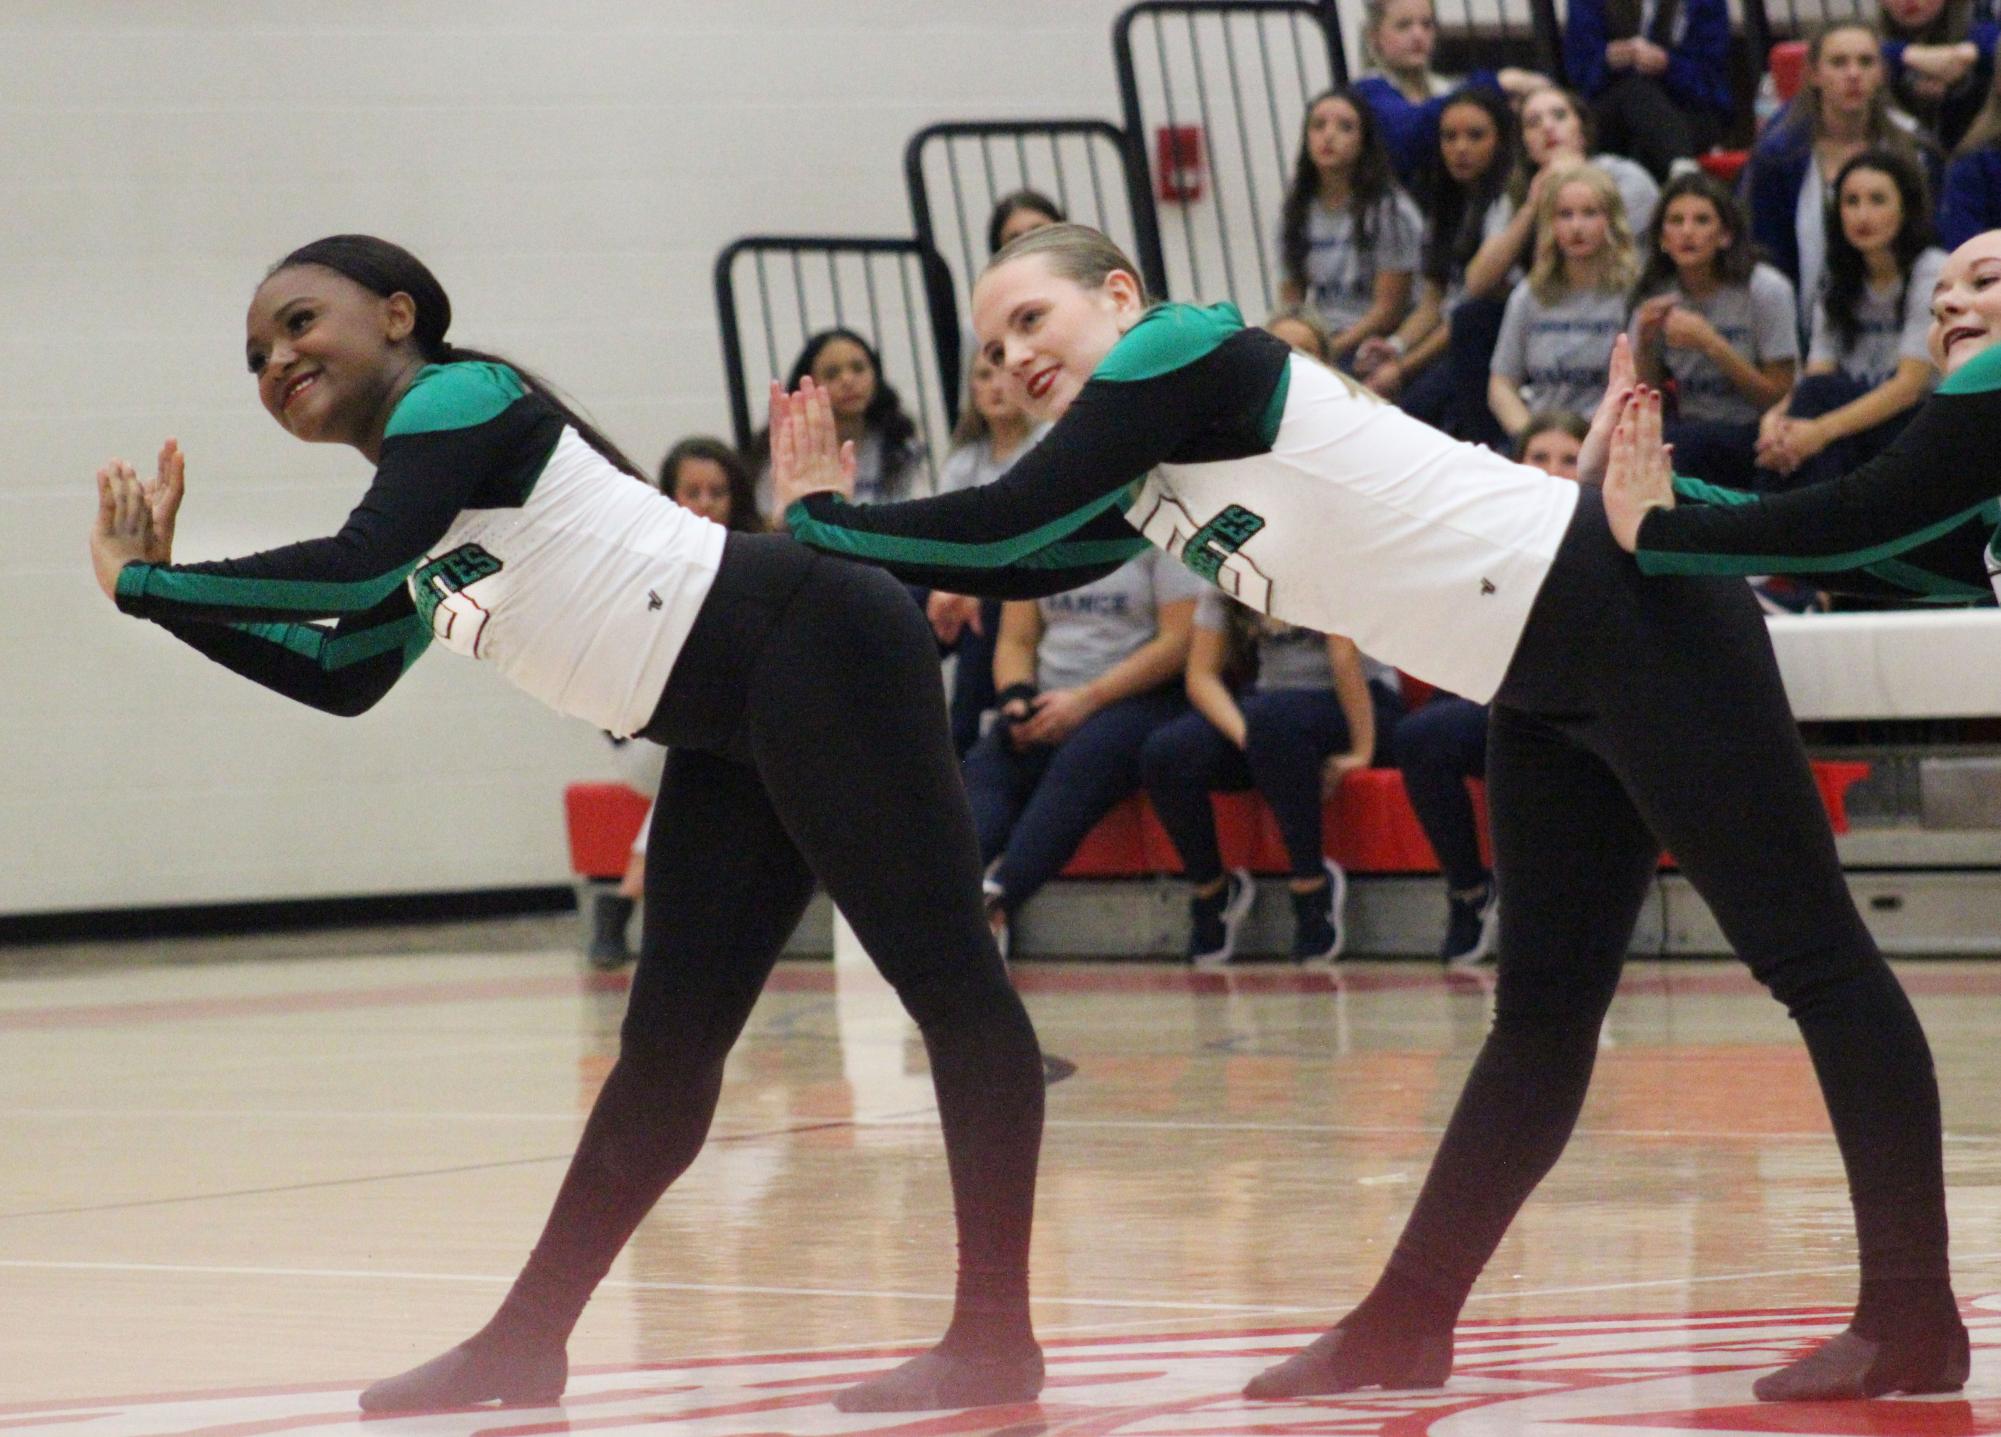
[1566,1400,2001,1436]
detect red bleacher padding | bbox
[1058,761,1866,878]
[565,782,651,879]
[566,762,1870,883]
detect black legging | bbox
[495,532,1046,1351]
[1378,488,1948,1319]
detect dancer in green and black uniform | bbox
[770,222,1967,1404]
[89,235,1050,1416]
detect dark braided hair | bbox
[1280,88,1400,298]
[271,235,649,481]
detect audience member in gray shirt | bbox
[1488,162,1638,439]
[1277,88,1425,372]
[964,549,1204,955]
[1141,590,1406,965]
[1757,152,1945,492]
[1629,174,1801,489]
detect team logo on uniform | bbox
[411,542,502,650]
[1133,493,1274,610]
[10,1303,1995,1435]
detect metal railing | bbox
[712,236,960,491]
[905,118,1168,306]
[1114,0,1349,310]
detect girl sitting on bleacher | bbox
[1879,0,1997,151]
[1758,149,1945,487]
[1489,161,1639,441]
[965,549,1203,958]
[1746,20,1940,311]
[1939,64,2001,244]
[1139,593,1403,967]
[751,327,926,510]
[1277,87,1426,376]
[1362,87,1518,427]
[1562,0,1733,181]
[1630,172,1799,489]
[1352,0,1540,181]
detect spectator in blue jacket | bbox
[1880,0,1998,150]
[1940,63,2001,242]
[1353,0,1542,182]
[1563,0,1733,180]
[1745,21,1941,312]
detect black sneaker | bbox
[1189,868,1255,968]
[587,890,634,970]
[1441,881,1499,967]
[1291,858,1348,965]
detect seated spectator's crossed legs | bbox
[1763,371,1919,492]
[1666,417,1762,491]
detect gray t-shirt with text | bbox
[1493,281,1628,418]
[1291,189,1425,335]
[1636,263,1799,424]
[1034,548,1205,695]
[1807,247,1946,390]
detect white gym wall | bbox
[0,0,1141,914]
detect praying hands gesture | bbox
[768,376,856,514]
[89,439,185,601]
[1602,386,1675,553]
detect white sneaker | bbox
[1190,868,1257,968]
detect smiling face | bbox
[1371,0,1437,71]
[1552,181,1610,262]
[1306,95,1365,177]
[1521,88,1585,167]
[971,253,1144,423]
[1838,164,1904,257]
[1660,193,1730,277]
[1439,100,1500,185]
[810,337,877,421]
[1929,232,2001,374]
[245,265,417,447]
[1813,26,1884,119]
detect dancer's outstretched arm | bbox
[773,314,1290,597]
[1612,345,2001,577]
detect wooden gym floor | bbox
[4,923,2001,1433]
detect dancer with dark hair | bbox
[771,220,1965,1405]
[86,234,1050,1416]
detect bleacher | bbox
[582,0,2001,960]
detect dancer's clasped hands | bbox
[769,376,857,513]
[90,439,185,601]
[1602,386,1676,555]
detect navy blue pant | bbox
[1666,417,1761,492]
[966,687,1188,911]
[1760,371,1917,493]
[1393,695,1491,893]
[1139,685,1402,883]
[948,600,1004,756]
[1453,297,1511,451]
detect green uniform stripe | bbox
[1019,536,1152,569]
[1670,473,1755,507]
[1091,302,1244,383]
[787,485,1131,569]
[384,361,525,438]
[1935,343,2001,396]
[1637,497,1997,577]
[1257,359,1292,448]
[1858,556,1991,600]
[121,559,420,615]
[232,613,430,670]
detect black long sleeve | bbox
[785,308,1290,597]
[1636,351,2001,603]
